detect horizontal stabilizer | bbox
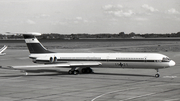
[6,32,42,36]
[24,32,42,36]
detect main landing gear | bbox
[68,70,79,75]
[68,67,93,75]
[155,69,160,78]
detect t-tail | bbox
[23,34,54,53]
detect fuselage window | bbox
[154,60,161,62]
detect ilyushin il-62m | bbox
[10,33,175,78]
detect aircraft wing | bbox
[6,61,102,69]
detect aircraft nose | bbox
[169,60,176,67]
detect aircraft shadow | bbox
[93,72,154,77]
[0,70,69,77]
[0,70,154,77]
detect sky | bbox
[0,0,180,34]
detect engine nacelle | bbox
[49,57,57,63]
[33,56,58,64]
[53,57,57,62]
[49,57,53,63]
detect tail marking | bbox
[23,35,53,53]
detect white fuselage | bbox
[29,52,175,69]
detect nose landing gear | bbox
[155,69,160,78]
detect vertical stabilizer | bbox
[23,34,53,53]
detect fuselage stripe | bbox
[35,59,168,63]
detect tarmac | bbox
[0,49,179,101]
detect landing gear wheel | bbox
[86,67,93,73]
[155,74,160,78]
[68,70,73,74]
[82,68,86,73]
[68,70,79,75]
[86,68,91,73]
[73,70,79,75]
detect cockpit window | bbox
[162,57,170,62]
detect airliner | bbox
[0,45,7,56]
[10,33,175,78]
